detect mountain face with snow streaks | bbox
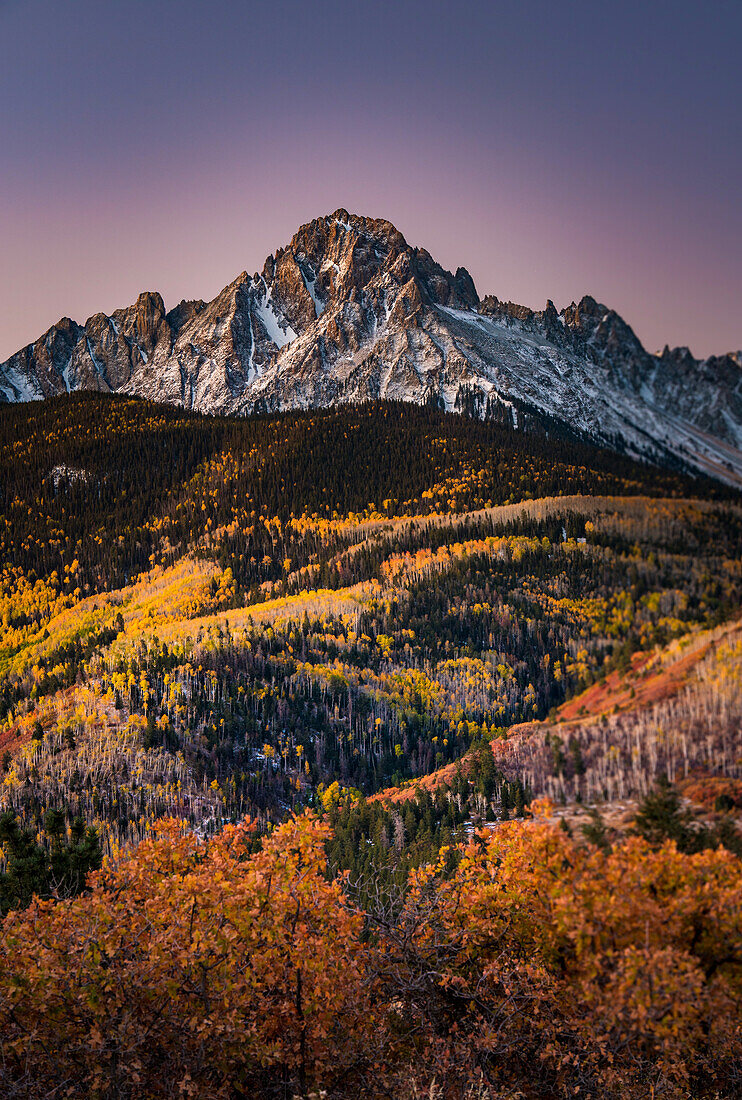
[1,209,740,486]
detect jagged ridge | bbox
[1,209,740,486]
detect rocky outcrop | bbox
[1,209,740,486]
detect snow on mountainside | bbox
[1,209,740,486]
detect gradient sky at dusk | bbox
[1,0,740,362]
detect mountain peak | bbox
[0,210,740,487]
[135,290,165,313]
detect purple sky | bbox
[1,0,740,362]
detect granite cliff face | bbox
[2,209,740,485]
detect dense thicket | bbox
[1,812,741,1100]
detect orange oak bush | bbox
[390,819,742,1098]
[1,814,741,1099]
[0,814,379,1099]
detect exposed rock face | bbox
[1,209,740,486]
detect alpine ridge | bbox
[2,209,740,486]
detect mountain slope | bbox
[372,616,742,809]
[2,209,740,485]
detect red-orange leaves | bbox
[0,814,377,1098]
[2,814,741,1098]
[390,822,742,1098]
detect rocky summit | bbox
[1,209,740,486]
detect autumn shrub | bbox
[0,814,380,1099]
[378,811,742,1099]
[1,812,741,1099]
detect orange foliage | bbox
[680,775,742,810]
[0,814,377,1098]
[1,815,741,1098]
[392,820,742,1097]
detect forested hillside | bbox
[1,393,724,594]
[1,394,741,1098]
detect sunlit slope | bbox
[2,484,740,847]
[1,393,725,599]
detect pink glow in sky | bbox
[1,0,740,362]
